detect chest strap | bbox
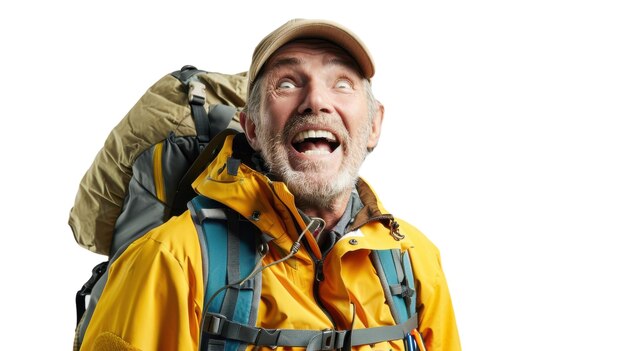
[204,312,418,351]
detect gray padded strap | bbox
[392,249,405,282]
[369,251,401,322]
[207,105,237,139]
[221,209,240,319]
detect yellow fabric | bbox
[81,211,204,350]
[81,135,461,351]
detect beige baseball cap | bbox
[248,18,375,92]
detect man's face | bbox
[245,40,383,210]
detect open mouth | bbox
[292,130,340,155]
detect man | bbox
[80,19,461,351]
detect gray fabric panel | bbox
[160,134,200,206]
[207,104,237,139]
[130,145,157,196]
[111,135,199,256]
[111,145,159,256]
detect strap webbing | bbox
[75,261,108,326]
[169,129,238,217]
[221,210,241,319]
[348,314,417,346]
[204,312,418,350]
[192,104,211,143]
[401,251,418,316]
[171,65,205,84]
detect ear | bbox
[239,112,260,150]
[366,101,384,150]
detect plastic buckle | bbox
[79,261,108,295]
[204,313,227,335]
[188,80,206,105]
[320,329,346,351]
[401,285,415,298]
[255,329,281,346]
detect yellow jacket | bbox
[81,134,461,351]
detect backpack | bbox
[70,66,424,351]
[69,65,247,257]
[70,65,247,349]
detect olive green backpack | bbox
[70,65,248,349]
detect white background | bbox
[1,1,625,350]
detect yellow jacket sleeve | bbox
[80,213,204,350]
[399,218,461,351]
[416,250,461,351]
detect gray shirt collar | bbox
[296,188,364,236]
[331,188,363,235]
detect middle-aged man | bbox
[79,18,461,351]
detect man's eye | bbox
[335,79,353,89]
[278,81,296,89]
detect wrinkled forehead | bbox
[261,39,364,78]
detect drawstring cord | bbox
[205,217,326,310]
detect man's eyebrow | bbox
[267,57,303,72]
[326,56,362,74]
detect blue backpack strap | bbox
[371,249,416,322]
[188,195,266,351]
[220,208,260,326]
[371,249,425,350]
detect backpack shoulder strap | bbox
[371,249,428,350]
[370,249,417,322]
[188,195,267,351]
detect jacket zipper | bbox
[153,142,166,203]
[301,232,337,330]
[268,180,337,329]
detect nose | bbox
[297,81,333,115]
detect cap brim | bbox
[249,19,375,89]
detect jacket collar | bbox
[192,133,397,243]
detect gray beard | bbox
[256,114,371,211]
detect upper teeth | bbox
[293,130,336,143]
